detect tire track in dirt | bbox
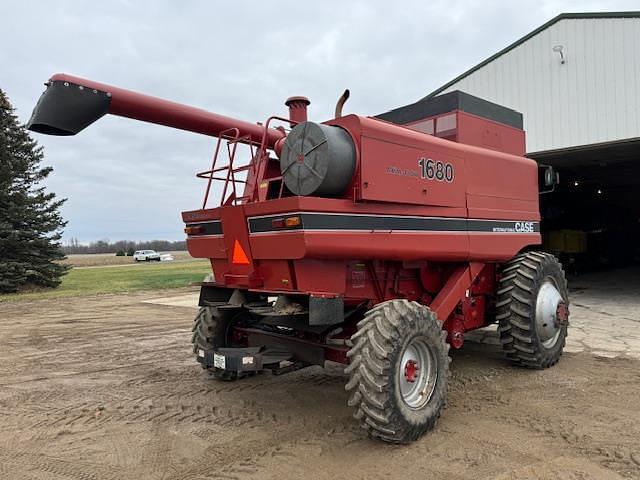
[21,389,289,430]
[0,450,127,480]
[2,324,186,348]
[0,361,163,387]
[164,420,360,480]
[499,410,640,477]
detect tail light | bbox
[285,216,301,227]
[184,225,204,235]
[271,216,302,230]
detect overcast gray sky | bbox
[2,0,638,243]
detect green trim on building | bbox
[423,11,640,100]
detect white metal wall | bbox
[439,18,640,153]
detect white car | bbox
[133,250,161,262]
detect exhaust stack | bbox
[27,74,285,147]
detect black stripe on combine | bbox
[303,214,468,231]
[248,213,539,234]
[186,221,222,235]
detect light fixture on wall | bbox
[553,45,566,64]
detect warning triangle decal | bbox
[232,239,250,265]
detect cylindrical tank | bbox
[279,122,356,197]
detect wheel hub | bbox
[404,359,419,383]
[398,337,438,410]
[535,279,566,348]
[556,301,569,325]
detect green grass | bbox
[0,261,212,302]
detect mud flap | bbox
[309,296,344,326]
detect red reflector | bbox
[271,218,285,229]
[232,240,250,265]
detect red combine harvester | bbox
[28,74,569,443]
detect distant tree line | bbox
[62,238,186,255]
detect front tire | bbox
[496,251,569,369]
[191,306,239,381]
[345,300,449,444]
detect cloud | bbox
[1,0,636,241]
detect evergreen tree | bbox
[0,89,69,293]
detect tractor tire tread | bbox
[496,251,569,369]
[345,299,449,444]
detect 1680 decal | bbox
[418,157,454,182]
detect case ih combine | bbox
[28,74,569,443]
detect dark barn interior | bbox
[535,139,640,272]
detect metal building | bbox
[384,12,640,269]
[426,12,640,157]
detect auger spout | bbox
[27,73,285,148]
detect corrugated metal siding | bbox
[440,18,640,153]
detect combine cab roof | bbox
[376,90,523,130]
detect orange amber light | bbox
[285,216,301,227]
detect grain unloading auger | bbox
[29,74,569,443]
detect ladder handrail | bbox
[199,116,297,208]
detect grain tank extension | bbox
[28,74,569,444]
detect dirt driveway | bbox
[0,271,639,479]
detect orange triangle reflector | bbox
[232,240,250,265]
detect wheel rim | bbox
[398,337,438,409]
[535,278,566,348]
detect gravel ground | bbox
[0,268,639,479]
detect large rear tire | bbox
[345,300,449,444]
[496,251,569,369]
[191,306,239,381]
